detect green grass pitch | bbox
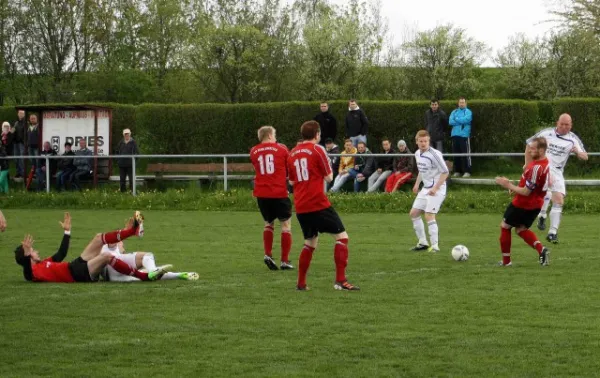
[1,209,599,377]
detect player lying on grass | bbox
[14,211,169,282]
[496,137,550,266]
[102,239,198,282]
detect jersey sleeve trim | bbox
[432,150,449,173]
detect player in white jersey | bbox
[409,130,450,253]
[526,113,588,243]
[102,240,198,282]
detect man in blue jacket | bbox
[449,97,473,177]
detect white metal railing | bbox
[2,152,600,196]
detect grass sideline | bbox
[1,210,599,377]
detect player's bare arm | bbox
[495,177,532,196]
[524,144,533,168]
[572,146,588,161]
[413,173,422,194]
[325,173,333,183]
[429,172,449,195]
[22,234,34,255]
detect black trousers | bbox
[119,166,133,192]
[451,136,471,174]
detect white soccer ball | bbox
[451,245,470,261]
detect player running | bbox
[409,130,449,253]
[250,126,294,271]
[527,114,588,243]
[288,120,359,291]
[14,211,169,283]
[102,241,198,282]
[496,137,551,266]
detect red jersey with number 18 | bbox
[512,157,550,210]
[250,142,289,198]
[288,142,332,214]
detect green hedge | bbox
[1,99,599,155]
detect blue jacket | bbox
[449,107,472,138]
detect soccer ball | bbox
[451,245,470,261]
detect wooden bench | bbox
[146,163,255,181]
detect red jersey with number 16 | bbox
[512,157,550,210]
[288,142,332,214]
[250,142,289,198]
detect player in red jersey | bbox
[250,126,293,271]
[288,120,359,291]
[14,211,169,282]
[495,137,551,266]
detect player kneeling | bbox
[14,212,169,283]
[289,121,359,291]
[495,137,550,266]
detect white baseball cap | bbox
[123,128,131,135]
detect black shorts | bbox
[296,207,346,240]
[68,257,95,282]
[257,197,292,223]
[503,203,541,229]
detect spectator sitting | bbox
[367,138,395,192]
[69,139,93,190]
[36,141,57,191]
[324,138,340,175]
[1,122,14,174]
[330,139,357,192]
[353,142,376,192]
[56,142,76,191]
[385,140,414,193]
[0,143,8,193]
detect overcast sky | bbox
[314,0,561,66]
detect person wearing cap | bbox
[385,140,414,193]
[56,142,76,191]
[115,128,139,193]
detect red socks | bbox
[102,227,136,244]
[263,225,274,257]
[109,256,149,281]
[500,227,512,265]
[281,231,292,262]
[297,245,315,288]
[334,238,349,283]
[518,229,544,254]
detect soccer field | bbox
[1,209,599,377]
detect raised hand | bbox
[59,212,71,231]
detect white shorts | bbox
[104,253,140,282]
[549,168,566,196]
[412,186,446,214]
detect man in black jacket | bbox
[56,142,76,191]
[27,114,40,168]
[367,138,395,192]
[345,99,369,147]
[425,99,448,152]
[12,109,26,178]
[36,141,57,191]
[116,128,139,193]
[314,102,337,146]
[353,141,376,192]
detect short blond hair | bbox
[2,121,10,129]
[415,130,430,141]
[257,126,275,142]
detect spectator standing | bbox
[70,139,93,190]
[36,141,57,191]
[0,143,8,193]
[56,142,76,191]
[367,138,395,192]
[27,114,40,168]
[116,128,139,193]
[425,99,448,152]
[385,140,414,193]
[449,97,473,177]
[354,142,376,192]
[330,139,357,192]
[12,109,26,178]
[314,103,337,146]
[345,99,368,147]
[2,122,14,173]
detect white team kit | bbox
[527,128,585,195]
[413,147,449,214]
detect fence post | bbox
[132,156,137,196]
[223,156,228,192]
[45,157,50,193]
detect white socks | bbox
[141,253,157,271]
[539,192,552,217]
[412,217,428,245]
[161,272,180,280]
[549,204,562,235]
[427,221,439,246]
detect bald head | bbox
[556,113,572,136]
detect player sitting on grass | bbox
[102,239,198,282]
[14,211,169,283]
[495,137,550,266]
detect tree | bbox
[552,0,600,36]
[403,24,488,100]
